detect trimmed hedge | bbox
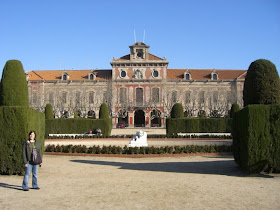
[45,144,232,154]
[0,107,45,175]
[232,105,280,173]
[166,118,232,135]
[45,118,112,137]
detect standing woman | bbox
[22,131,42,191]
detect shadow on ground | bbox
[0,182,23,191]
[70,158,273,178]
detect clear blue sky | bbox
[0,0,279,76]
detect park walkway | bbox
[0,155,279,209]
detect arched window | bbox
[89,73,94,80]
[213,73,217,80]
[172,91,177,103]
[88,110,96,119]
[63,74,67,80]
[186,73,190,80]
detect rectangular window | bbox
[103,92,108,103]
[76,92,81,105]
[185,91,191,104]
[213,91,218,103]
[32,93,37,104]
[49,92,54,105]
[152,88,159,103]
[62,92,67,104]
[227,91,232,103]
[199,91,205,104]
[136,88,143,106]
[120,88,127,104]
[89,92,94,104]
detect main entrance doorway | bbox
[134,110,145,127]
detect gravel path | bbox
[0,154,279,210]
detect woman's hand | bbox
[24,164,28,168]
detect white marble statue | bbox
[128,130,148,147]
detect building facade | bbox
[27,42,246,127]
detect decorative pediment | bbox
[184,70,192,80]
[211,70,218,80]
[61,72,70,81]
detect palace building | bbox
[26,42,246,127]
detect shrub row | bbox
[166,118,232,135]
[232,105,280,173]
[46,134,232,139]
[45,144,232,155]
[45,118,111,137]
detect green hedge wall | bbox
[232,105,280,173]
[0,107,45,175]
[45,118,112,136]
[166,118,232,135]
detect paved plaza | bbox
[0,155,279,209]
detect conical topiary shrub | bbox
[0,60,29,106]
[99,103,109,119]
[45,104,54,120]
[171,103,184,118]
[243,59,280,106]
[230,103,240,118]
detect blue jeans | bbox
[22,162,39,190]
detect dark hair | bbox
[28,131,36,140]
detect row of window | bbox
[185,72,218,80]
[113,63,165,67]
[62,73,96,81]
[118,88,232,104]
[32,90,231,106]
[32,92,96,105]
[119,69,159,79]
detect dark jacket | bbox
[22,140,42,165]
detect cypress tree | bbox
[243,59,280,106]
[45,104,54,120]
[99,103,109,119]
[171,103,184,118]
[0,60,29,106]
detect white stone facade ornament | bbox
[128,130,148,147]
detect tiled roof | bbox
[115,53,163,61]
[27,69,246,81]
[27,70,112,81]
[167,69,247,80]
